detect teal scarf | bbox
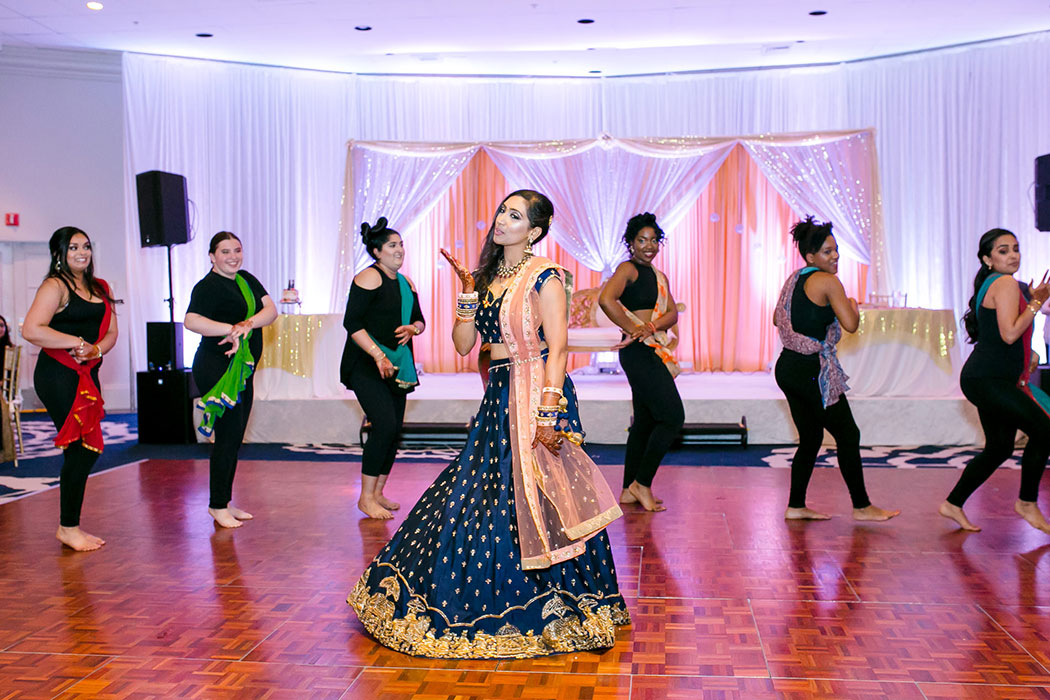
[975,273,1050,416]
[196,273,256,437]
[374,273,418,390]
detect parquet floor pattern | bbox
[1,459,1049,698]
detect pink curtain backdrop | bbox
[341,132,877,373]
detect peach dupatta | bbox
[499,256,622,571]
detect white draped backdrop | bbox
[122,31,1050,374]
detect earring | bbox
[526,234,536,255]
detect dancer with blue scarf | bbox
[186,232,277,529]
[340,218,425,520]
[940,228,1050,533]
[773,217,900,522]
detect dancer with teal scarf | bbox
[941,228,1050,533]
[186,232,277,529]
[340,218,425,520]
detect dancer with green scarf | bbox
[186,232,277,529]
[340,218,425,520]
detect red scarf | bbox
[43,279,113,453]
[1018,285,1050,418]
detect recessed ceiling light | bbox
[86,1,103,9]
[195,32,213,38]
[577,18,595,24]
[809,10,827,15]
[355,25,372,31]
[589,69,601,74]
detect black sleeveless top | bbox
[36,290,107,380]
[48,291,107,342]
[619,261,658,311]
[791,269,836,341]
[961,305,1025,381]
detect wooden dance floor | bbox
[1,457,1049,699]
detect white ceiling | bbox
[1,0,1049,77]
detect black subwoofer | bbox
[136,370,198,444]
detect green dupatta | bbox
[196,273,256,437]
[373,273,418,391]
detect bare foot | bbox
[620,488,663,505]
[853,505,901,522]
[1015,500,1050,534]
[56,526,105,551]
[784,507,831,520]
[938,501,980,532]
[358,496,394,520]
[228,506,254,520]
[627,482,666,512]
[376,494,400,511]
[209,507,244,529]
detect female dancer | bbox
[348,190,629,658]
[939,228,1050,533]
[0,314,13,361]
[773,217,899,521]
[22,227,118,551]
[340,218,425,519]
[598,212,683,512]
[185,232,277,529]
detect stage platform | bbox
[244,372,982,447]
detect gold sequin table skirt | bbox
[836,307,961,397]
[255,313,347,400]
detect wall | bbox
[0,47,130,409]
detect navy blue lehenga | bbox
[348,272,630,658]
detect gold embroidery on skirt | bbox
[347,572,630,659]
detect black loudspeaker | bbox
[136,370,199,444]
[146,321,184,371]
[1036,154,1050,232]
[136,170,190,247]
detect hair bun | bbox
[360,217,390,245]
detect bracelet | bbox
[1028,302,1042,315]
[458,291,479,302]
[646,321,657,334]
[542,386,564,398]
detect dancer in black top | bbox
[939,228,1050,533]
[185,232,277,529]
[773,217,899,522]
[599,213,683,512]
[22,227,118,551]
[340,218,425,519]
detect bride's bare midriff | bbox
[487,341,548,360]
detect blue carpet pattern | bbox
[0,413,1018,504]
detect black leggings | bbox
[774,350,871,509]
[349,362,407,478]
[34,355,102,527]
[947,376,1050,506]
[194,352,255,510]
[620,341,684,489]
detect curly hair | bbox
[622,212,665,251]
[789,216,834,260]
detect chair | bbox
[2,346,24,466]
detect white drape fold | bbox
[342,133,884,285]
[333,142,479,308]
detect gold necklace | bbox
[496,251,532,278]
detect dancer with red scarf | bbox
[23,227,117,552]
[940,228,1050,533]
